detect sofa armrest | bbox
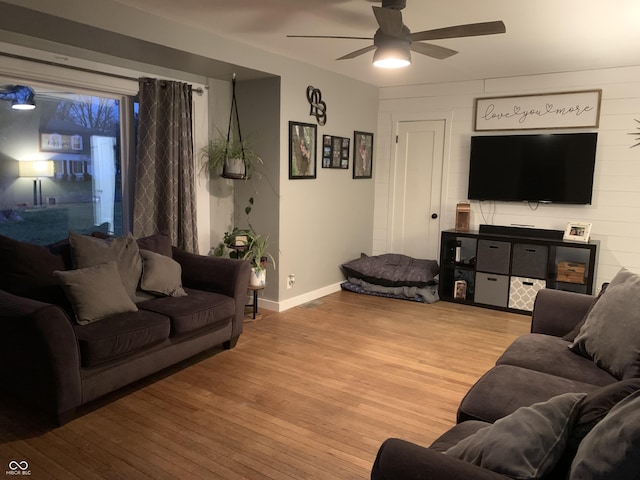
[172,248,252,339]
[371,438,511,480]
[0,289,81,424]
[530,289,595,337]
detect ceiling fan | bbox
[287,0,506,68]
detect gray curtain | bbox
[133,78,199,253]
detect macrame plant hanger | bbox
[222,73,246,179]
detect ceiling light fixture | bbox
[0,85,36,110]
[372,32,411,69]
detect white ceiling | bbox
[110,0,640,87]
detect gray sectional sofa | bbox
[0,232,251,425]
[372,268,640,480]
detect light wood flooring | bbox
[0,291,529,479]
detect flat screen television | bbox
[467,133,598,204]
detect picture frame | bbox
[454,280,467,300]
[563,221,592,243]
[289,121,317,179]
[474,90,602,131]
[322,135,350,169]
[353,131,373,179]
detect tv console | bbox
[439,228,599,314]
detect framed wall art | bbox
[322,135,350,169]
[353,131,373,179]
[474,90,602,131]
[289,121,317,179]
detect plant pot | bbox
[249,267,266,287]
[222,157,247,179]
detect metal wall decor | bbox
[307,86,327,126]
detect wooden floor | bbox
[0,291,529,479]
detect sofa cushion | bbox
[446,392,586,480]
[570,267,640,379]
[74,309,170,367]
[570,390,640,480]
[136,232,173,258]
[457,365,601,424]
[138,288,235,336]
[54,262,138,325]
[69,231,143,302]
[497,334,617,386]
[139,249,187,297]
[0,233,68,305]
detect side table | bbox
[247,285,265,320]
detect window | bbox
[0,80,134,245]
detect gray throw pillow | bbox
[570,268,640,379]
[445,392,586,480]
[69,232,142,303]
[139,249,187,297]
[54,261,138,324]
[570,390,640,480]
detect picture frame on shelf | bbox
[353,131,373,179]
[289,121,317,179]
[563,221,592,243]
[322,135,350,169]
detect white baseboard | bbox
[259,282,344,313]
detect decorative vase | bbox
[249,267,266,287]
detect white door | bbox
[91,135,117,233]
[389,120,445,260]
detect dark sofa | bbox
[372,268,640,480]
[0,232,251,425]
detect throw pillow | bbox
[445,392,586,480]
[552,378,640,476]
[569,268,640,379]
[54,262,138,324]
[136,233,173,258]
[0,233,67,303]
[139,249,187,297]
[69,231,142,302]
[562,282,608,342]
[570,390,640,480]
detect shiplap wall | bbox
[374,65,640,290]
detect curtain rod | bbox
[0,51,205,94]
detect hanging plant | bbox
[200,73,262,180]
[200,132,262,179]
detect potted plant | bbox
[200,133,262,180]
[241,232,276,287]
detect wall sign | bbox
[474,90,602,131]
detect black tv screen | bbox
[467,133,598,204]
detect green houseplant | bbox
[200,133,262,180]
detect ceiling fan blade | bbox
[372,6,404,37]
[411,21,506,42]
[410,42,458,60]
[287,35,373,40]
[337,45,376,60]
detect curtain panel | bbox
[133,78,199,253]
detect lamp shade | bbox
[19,160,54,178]
[373,44,411,68]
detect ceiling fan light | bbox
[372,45,411,68]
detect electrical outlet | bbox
[287,274,296,289]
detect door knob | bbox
[431,213,438,219]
